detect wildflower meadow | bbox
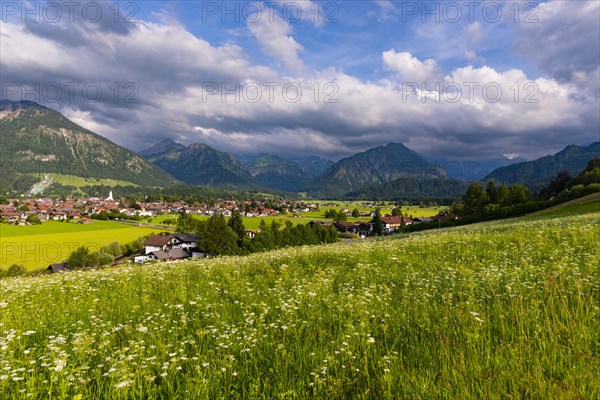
[1,212,598,399]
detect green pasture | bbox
[0,221,160,270]
[0,208,598,398]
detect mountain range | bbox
[434,156,528,181]
[307,143,446,198]
[3,100,598,199]
[483,142,600,191]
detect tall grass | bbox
[1,213,598,399]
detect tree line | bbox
[177,211,338,256]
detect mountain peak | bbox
[139,138,186,157]
[188,143,209,149]
[0,99,49,113]
[309,142,443,197]
[0,102,179,189]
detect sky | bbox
[1,0,599,161]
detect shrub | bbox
[6,264,27,277]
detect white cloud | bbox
[382,50,442,82]
[0,7,597,160]
[372,0,398,21]
[247,8,304,73]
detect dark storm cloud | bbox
[514,1,600,82]
[1,0,598,160]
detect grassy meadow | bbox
[0,221,162,270]
[0,209,598,398]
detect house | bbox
[168,248,190,260]
[147,250,171,261]
[173,234,197,250]
[245,230,257,239]
[335,222,373,237]
[145,248,191,262]
[35,210,50,221]
[309,220,334,228]
[47,263,68,273]
[380,216,412,233]
[142,233,195,262]
[356,222,373,237]
[335,222,360,234]
[51,211,67,221]
[1,211,21,224]
[144,234,183,254]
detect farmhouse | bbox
[380,216,412,233]
[334,222,373,237]
[144,234,184,254]
[173,233,197,250]
[140,233,199,263]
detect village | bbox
[1,190,458,272]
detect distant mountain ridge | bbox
[138,138,186,157]
[140,141,335,191]
[483,142,600,191]
[7,100,593,199]
[308,143,446,198]
[434,156,528,181]
[140,141,255,188]
[0,100,179,191]
[246,153,315,192]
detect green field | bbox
[0,221,162,270]
[0,208,598,398]
[526,192,600,219]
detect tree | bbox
[176,211,201,233]
[101,242,122,257]
[495,184,510,206]
[197,214,239,256]
[508,184,530,206]
[372,208,383,236]
[462,182,489,215]
[6,264,27,277]
[351,208,360,218]
[18,204,30,212]
[486,180,497,204]
[25,214,41,225]
[67,246,98,269]
[334,210,348,223]
[391,207,403,216]
[324,209,338,219]
[94,251,114,266]
[227,210,246,241]
[540,171,571,198]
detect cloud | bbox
[0,1,598,161]
[371,0,398,22]
[247,6,305,73]
[269,0,326,27]
[382,50,442,82]
[513,0,600,82]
